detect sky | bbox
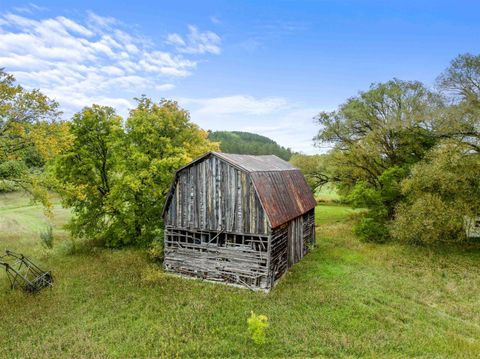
[1,1,479,153]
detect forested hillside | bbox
[208,131,293,160]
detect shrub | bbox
[147,235,164,263]
[392,141,480,244]
[39,225,54,249]
[391,194,466,244]
[354,216,389,243]
[346,166,408,242]
[247,312,269,345]
[0,180,17,193]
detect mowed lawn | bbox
[1,192,480,358]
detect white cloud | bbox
[0,10,221,117]
[167,25,221,55]
[13,3,47,15]
[86,11,117,28]
[179,95,321,154]
[155,83,175,91]
[56,16,94,37]
[166,33,185,47]
[182,95,289,115]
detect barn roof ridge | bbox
[212,151,299,173]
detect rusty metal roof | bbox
[163,152,316,227]
[250,170,316,227]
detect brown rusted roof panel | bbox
[251,170,316,228]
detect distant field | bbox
[1,192,480,357]
[0,192,70,251]
[315,184,341,201]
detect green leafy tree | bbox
[55,98,219,247]
[54,105,124,244]
[0,69,69,205]
[315,79,444,241]
[392,54,480,244]
[436,53,480,153]
[392,141,480,244]
[289,153,330,191]
[116,97,219,245]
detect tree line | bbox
[1,52,479,248]
[208,131,293,160]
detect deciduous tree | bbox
[289,153,330,191]
[0,69,69,205]
[54,105,124,243]
[315,79,444,241]
[55,98,219,247]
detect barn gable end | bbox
[164,153,270,234]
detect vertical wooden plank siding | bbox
[165,156,269,235]
[269,208,316,286]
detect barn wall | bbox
[164,227,270,290]
[269,208,315,284]
[165,155,270,235]
[287,208,316,266]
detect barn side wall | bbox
[268,208,315,285]
[164,155,269,235]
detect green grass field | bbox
[1,192,480,358]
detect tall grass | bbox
[1,193,479,357]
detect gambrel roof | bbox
[163,152,316,228]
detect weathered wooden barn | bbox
[162,152,316,291]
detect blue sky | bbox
[1,1,479,153]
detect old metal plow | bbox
[0,250,53,293]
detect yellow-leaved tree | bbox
[0,69,72,208]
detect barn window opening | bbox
[165,227,268,252]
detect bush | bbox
[247,312,269,345]
[391,194,466,244]
[39,225,54,249]
[392,141,480,244]
[346,167,408,242]
[0,180,17,192]
[354,216,389,243]
[147,235,164,263]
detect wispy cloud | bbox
[13,3,47,14]
[167,25,221,55]
[210,16,221,25]
[0,9,221,116]
[181,95,289,115]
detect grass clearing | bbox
[1,192,480,357]
[315,184,341,202]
